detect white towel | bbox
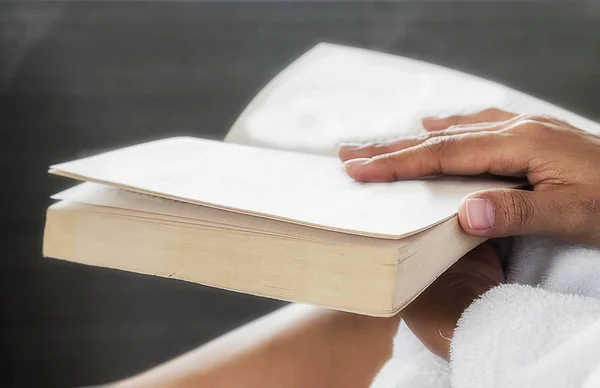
[371,236,600,388]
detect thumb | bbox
[458,189,560,238]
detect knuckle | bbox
[481,107,503,117]
[515,113,536,121]
[422,135,454,153]
[421,136,456,174]
[496,154,518,173]
[512,119,548,136]
[499,191,537,230]
[519,114,547,122]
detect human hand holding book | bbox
[340,109,600,246]
[344,108,600,359]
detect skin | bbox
[113,246,502,388]
[111,108,600,385]
[112,247,500,387]
[339,108,600,359]
[340,109,600,245]
[113,305,401,388]
[399,242,503,360]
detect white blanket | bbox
[371,237,600,388]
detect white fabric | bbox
[371,237,600,388]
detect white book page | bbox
[225,43,600,153]
[49,137,515,239]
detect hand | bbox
[339,109,600,246]
[401,242,504,360]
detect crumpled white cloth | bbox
[371,236,600,388]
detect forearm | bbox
[114,304,401,388]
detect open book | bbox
[43,43,600,316]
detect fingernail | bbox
[343,158,371,168]
[338,143,362,152]
[466,198,495,230]
[422,116,449,131]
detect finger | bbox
[339,139,424,162]
[458,189,589,241]
[422,108,517,131]
[339,112,561,162]
[344,132,528,182]
[339,123,504,162]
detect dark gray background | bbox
[2,1,599,387]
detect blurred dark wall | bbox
[1,1,599,387]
